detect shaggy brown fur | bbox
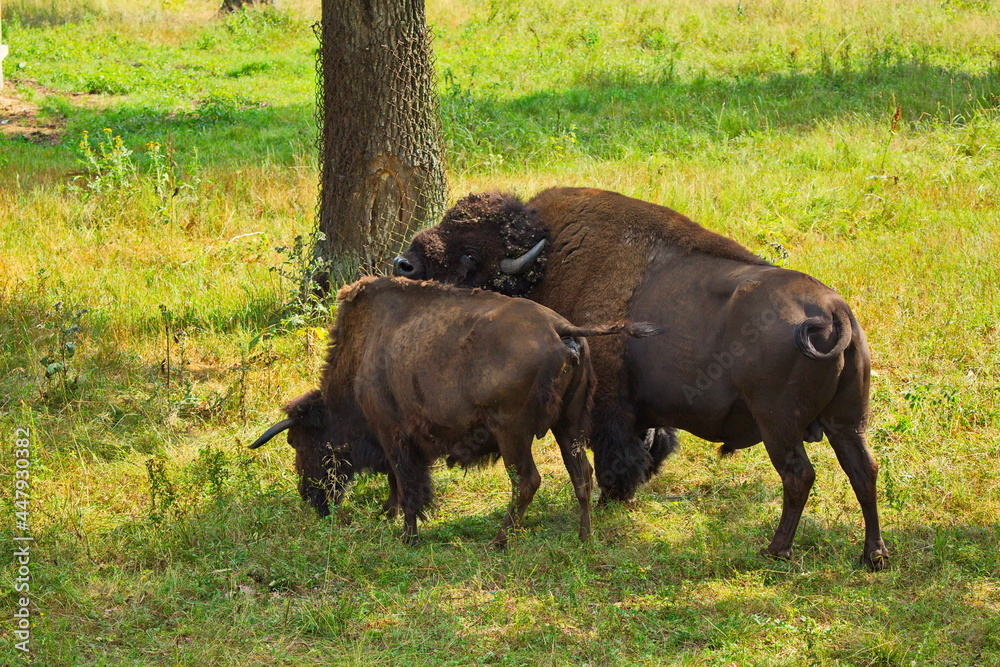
[401,192,549,297]
[250,277,656,546]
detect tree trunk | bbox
[315,0,446,285]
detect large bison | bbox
[249,276,657,546]
[393,187,889,569]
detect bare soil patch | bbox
[0,89,62,144]
[0,79,104,144]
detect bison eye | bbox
[459,253,479,270]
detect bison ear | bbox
[492,199,548,297]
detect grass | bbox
[1,0,999,664]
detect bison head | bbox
[248,390,356,516]
[393,192,548,297]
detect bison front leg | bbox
[760,428,816,561]
[385,441,433,546]
[491,434,541,549]
[382,471,401,519]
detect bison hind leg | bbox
[491,432,542,549]
[382,472,401,519]
[758,426,816,561]
[553,425,594,542]
[821,416,889,571]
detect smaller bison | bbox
[249,276,658,547]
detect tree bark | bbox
[315,0,446,284]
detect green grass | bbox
[1,0,999,665]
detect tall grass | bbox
[1,0,999,665]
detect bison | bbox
[392,187,889,569]
[249,276,658,547]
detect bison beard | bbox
[393,187,889,569]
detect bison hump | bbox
[530,187,767,267]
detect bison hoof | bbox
[597,494,638,508]
[761,546,793,561]
[382,505,399,520]
[489,535,509,550]
[861,549,889,571]
[402,533,421,547]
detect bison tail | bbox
[561,321,664,340]
[794,307,853,361]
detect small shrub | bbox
[146,141,172,224]
[69,130,199,225]
[192,446,232,501]
[639,28,674,52]
[548,125,579,156]
[83,72,133,95]
[270,230,334,326]
[36,300,90,399]
[577,26,600,47]
[145,456,177,524]
[71,129,137,201]
[194,32,219,50]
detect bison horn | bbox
[499,239,546,275]
[248,418,295,449]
